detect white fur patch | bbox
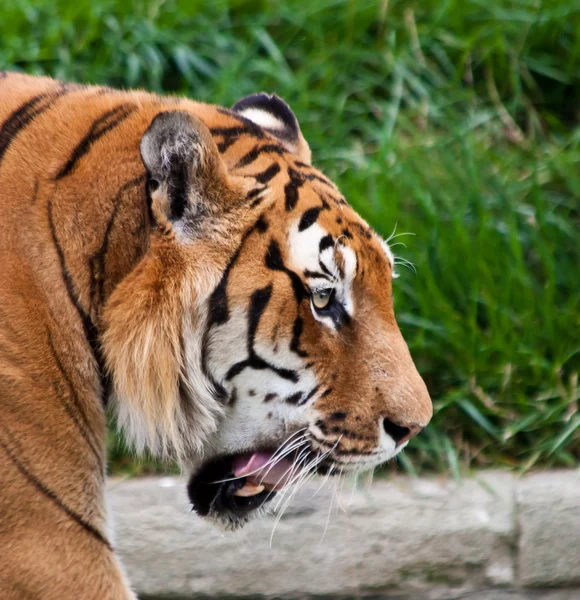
[380,238,398,279]
[238,108,286,131]
[288,221,328,273]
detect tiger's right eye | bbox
[312,289,333,310]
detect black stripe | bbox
[250,195,266,209]
[211,113,268,153]
[318,260,333,277]
[225,360,249,381]
[55,103,137,179]
[47,197,109,405]
[284,167,305,211]
[299,385,320,406]
[255,215,269,233]
[347,220,373,240]
[31,180,39,204]
[89,175,146,311]
[334,447,379,456]
[247,285,273,348]
[0,435,112,550]
[285,392,303,405]
[246,187,267,209]
[315,419,328,434]
[265,240,306,303]
[225,356,299,383]
[319,234,334,252]
[298,207,321,231]
[234,143,286,169]
[211,125,252,137]
[310,432,378,456]
[253,162,281,184]
[246,187,264,200]
[292,160,339,191]
[47,333,104,476]
[330,411,347,421]
[0,88,68,166]
[330,194,348,206]
[304,269,331,281]
[294,160,310,169]
[229,387,239,405]
[289,316,308,358]
[212,126,253,153]
[206,215,271,327]
[211,125,259,153]
[302,171,339,192]
[207,250,240,327]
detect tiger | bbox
[0,71,432,600]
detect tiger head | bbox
[103,93,432,528]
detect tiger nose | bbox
[383,417,423,447]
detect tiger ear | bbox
[140,111,237,228]
[232,93,312,164]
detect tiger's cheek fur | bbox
[101,237,237,461]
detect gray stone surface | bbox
[517,470,580,588]
[109,472,518,599]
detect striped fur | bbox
[0,73,431,598]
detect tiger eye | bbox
[312,289,332,310]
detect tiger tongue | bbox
[232,452,295,490]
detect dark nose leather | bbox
[383,418,423,446]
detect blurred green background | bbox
[2,0,579,475]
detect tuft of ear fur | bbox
[232,93,311,164]
[140,110,241,231]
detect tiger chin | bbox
[0,72,432,598]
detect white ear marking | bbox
[239,108,287,131]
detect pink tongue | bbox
[233,452,296,490]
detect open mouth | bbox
[187,449,312,526]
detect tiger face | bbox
[104,94,431,528]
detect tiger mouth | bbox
[187,446,331,525]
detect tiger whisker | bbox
[211,428,308,484]
[388,241,407,250]
[386,223,415,243]
[256,438,310,488]
[309,462,336,500]
[393,256,417,274]
[270,436,340,527]
[271,447,312,512]
[269,455,322,546]
[272,435,341,512]
[319,474,339,545]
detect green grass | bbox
[2,0,579,474]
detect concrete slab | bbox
[109,472,517,599]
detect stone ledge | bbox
[517,470,580,588]
[107,470,579,599]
